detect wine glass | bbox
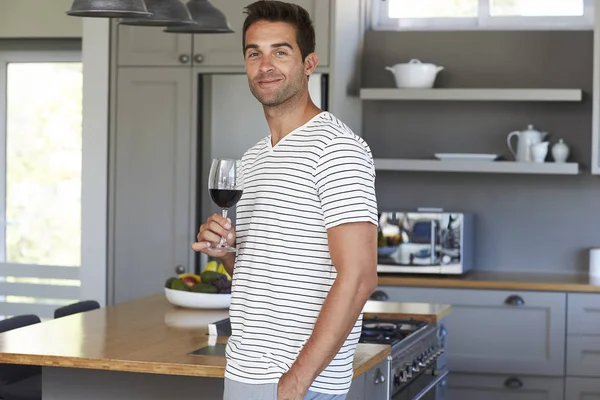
[208,158,242,252]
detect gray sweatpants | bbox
[223,378,347,400]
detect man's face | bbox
[243,20,308,107]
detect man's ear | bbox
[304,53,319,76]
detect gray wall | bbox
[362,30,598,274]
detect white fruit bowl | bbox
[164,287,231,309]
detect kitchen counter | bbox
[363,300,451,322]
[0,294,390,380]
[378,270,600,293]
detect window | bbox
[0,45,83,319]
[373,0,593,30]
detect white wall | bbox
[0,0,81,38]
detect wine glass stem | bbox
[219,208,228,246]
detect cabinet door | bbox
[192,0,330,68]
[377,286,566,376]
[568,293,600,335]
[446,373,564,400]
[346,375,365,400]
[567,335,600,378]
[566,377,600,399]
[117,25,193,67]
[113,68,193,303]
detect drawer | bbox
[568,293,600,335]
[377,286,566,376]
[446,373,564,400]
[565,377,600,399]
[567,335,600,378]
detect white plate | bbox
[435,153,499,161]
[164,287,231,309]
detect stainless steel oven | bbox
[391,356,448,400]
[377,211,474,275]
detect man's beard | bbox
[249,72,304,107]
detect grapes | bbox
[210,274,232,294]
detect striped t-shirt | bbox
[224,111,378,395]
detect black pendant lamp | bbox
[66,0,151,18]
[164,0,234,34]
[120,0,194,26]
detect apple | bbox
[182,276,197,287]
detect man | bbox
[192,1,378,399]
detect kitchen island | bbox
[0,294,449,400]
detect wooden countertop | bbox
[378,270,600,293]
[0,294,390,380]
[363,300,451,322]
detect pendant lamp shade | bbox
[164,0,234,33]
[120,0,194,26]
[66,0,151,18]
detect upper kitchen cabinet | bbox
[115,0,330,69]
[192,0,330,69]
[117,25,193,67]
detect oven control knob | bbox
[411,361,420,373]
[400,370,409,383]
[404,365,413,379]
[393,373,401,386]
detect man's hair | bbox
[242,0,316,61]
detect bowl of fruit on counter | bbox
[164,261,232,309]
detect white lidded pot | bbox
[385,59,444,89]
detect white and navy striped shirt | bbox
[224,111,378,395]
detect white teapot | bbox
[507,124,548,162]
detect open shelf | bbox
[374,159,580,175]
[360,88,583,102]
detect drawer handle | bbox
[504,377,523,389]
[370,290,388,301]
[504,295,525,306]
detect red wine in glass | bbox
[208,159,242,252]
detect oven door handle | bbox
[410,368,449,400]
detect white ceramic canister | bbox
[551,139,570,163]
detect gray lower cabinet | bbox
[113,67,194,303]
[567,293,600,380]
[567,293,600,335]
[377,286,566,376]
[347,358,390,400]
[567,335,600,377]
[446,373,564,400]
[565,377,600,399]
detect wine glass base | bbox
[212,244,237,253]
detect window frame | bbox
[0,44,86,319]
[371,0,594,31]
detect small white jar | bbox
[552,139,570,163]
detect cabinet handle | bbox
[504,295,525,306]
[504,377,523,389]
[194,54,204,64]
[373,368,385,385]
[369,290,388,301]
[179,54,190,64]
[175,265,186,274]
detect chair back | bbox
[54,300,100,319]
[0,315,41,386]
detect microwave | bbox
[377,211,474,275]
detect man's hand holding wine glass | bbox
[192,158,242,276]
[192,213,236,273]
